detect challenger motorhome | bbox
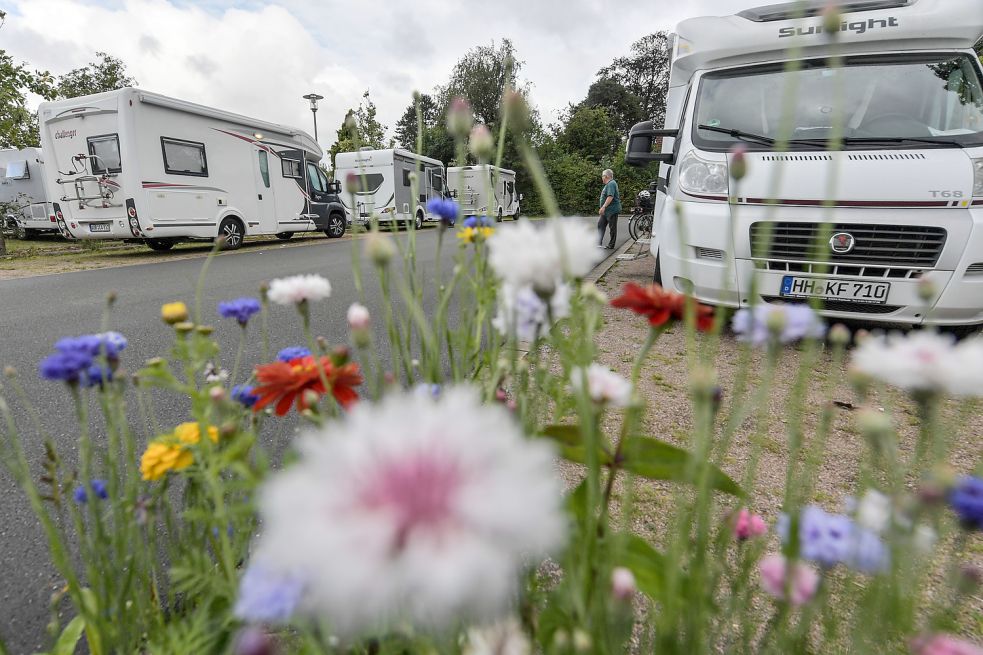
[626,0,983,330]
[39,88,346,251]
[447,165,521,221]
[0,148,58,238]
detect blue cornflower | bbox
[779,505,889,573]
[73,479,109,504]
[427,198,459,226]
[950,476,983,530]
[463,215,494,229]
[83,364,113,389]
[732,304,825,346]
[848,527,889,573]
[276,346,311,362]
[413,383,442,400]
[234,563,304,624]
[39,351,92,383]
[55,332,127,360]
[218,297,262,326]
[232,384,260,408]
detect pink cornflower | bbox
[911,635,983,655]
[732,508,767,540]
[758,553,820,606]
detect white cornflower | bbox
[347,303,370,330]
[913,525,937,554]
[492,282,572,342]
[571,364,632,408]
[854,489,892,535]
[851,330,983,396]
[488,218,600,292]
[464,617,531,655]
[267,274,332,306]
[251,387,566,637]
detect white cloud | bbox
[2,0,765,149]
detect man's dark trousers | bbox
[598,212,618,248]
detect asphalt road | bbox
[0,217,630,652]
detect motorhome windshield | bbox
[693,54,983,151]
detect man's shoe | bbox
[606,244,615,250]
[597,244,606,249]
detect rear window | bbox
[161,137,208,177]
[349,173,385,194]
[88,134,121,174]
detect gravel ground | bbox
[559,249,983,647]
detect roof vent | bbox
[738,0,913,22]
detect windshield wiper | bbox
[697,124,827,149]
[839,136,965,148]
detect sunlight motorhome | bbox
[335,149,449,229]
[447,165,521,221]
[38,88,347,251]
[626,0,983,330]
[0,148,58,238]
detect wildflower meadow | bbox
[1,39,983,655]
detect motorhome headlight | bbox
[973,158,983,197]
[678,150,729,197]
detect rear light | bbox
[56,210,64,220]
[50,215,56,222]
[125,198,142,237]
[127,206,137,218]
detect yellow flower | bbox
[140,441,193,481]
[139,422,219,481]
[457,226,495,244]
[161,302,189,325]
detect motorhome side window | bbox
[281,159,302,179]
[693,54,983,150]
[402,170,412,187]
[161,137,208,177]
[87,134,122,174]
[258,151,270,188]
[5,160,29,180]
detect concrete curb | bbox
[586,237,645,284]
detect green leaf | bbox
[50,616,85,655]
[621,437,744,497]
[613,533,675,602]
[540,425,613,468]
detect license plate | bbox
[88,223,111,233]
[780,276,890,304]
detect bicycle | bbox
[628,207,653,241]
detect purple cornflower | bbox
[778,505,889,572]
[39,351,92,383]
[950,476,983,530]
[276,346,311,362]
[427,198,458,226]
[73,479,109,504]
[234,563,304,624]
[55,332,128,360]
[232,384,260,408]
[218,297,262,326]
[463,215,493,229]
[83,365,113,389]
[732,304,825,346]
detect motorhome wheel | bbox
[275,232,294,240]
[653,253,662,286]
[13,222,27,240]
[219,217,244,250]
[415,210,424,231]
[146,239,176,252]
[497,208,503,223]
[325,213,346,239]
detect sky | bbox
[0,0,766,148]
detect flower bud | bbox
[468,124,495,161]
[917,277,937,304]
[495,388,508,403]
[447,97,474,139]
[330,345,350,366]
[302,389,321,409]
[822,2,842,35]
[856,408,893,454]
[828,323,851,346]
[383,371,397,386]
[345,171,360,193]
[196,325,215,336]
[959,563,982,592]
[611,567,637,601]
[572,629,592,653]
[365,231,396,267]
[161,301,189,325]
[729,144,748,181]
[552,630,570,649]
[765,307,788,336]
[209,386,226,402]
[3,365,16,378]
[235,627,278,655]
[689,364,718,402]
[106,291,117,306]
[174,321,194,334]
[504,91,532,135]
[848,367,872,398]
[580,281,609,305]
[347,303,371,330]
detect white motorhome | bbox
[447,165,521,221]
[627,0,983,330]
[0,147,59,238]
[335,148,449,229]
[38,88,347,251]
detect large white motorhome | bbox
[335,148,449,229]
[627,0,983,330]
[38,88,347,251]
[447,165,521,221]
[0,147,59,238]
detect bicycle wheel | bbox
[637,213,653,239]
[628,214,640,241]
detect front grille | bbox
[750,222,946,268]
[757,260,925,280]
[695,247,724,260]
[762,296,902,315]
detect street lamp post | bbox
[302,93,324,143]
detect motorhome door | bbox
[427,167,445,201]
[278,148,314,227]
[252,146,277,233]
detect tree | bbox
[393,93,439,151]
[559,106,621,162]
[442,40,525,127]
[598,32,673,125]
[580,77,645,137]
[328,91,391,169]
[0,51,53,150]
[50,51,136,99]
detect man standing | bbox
[597,168,621,249]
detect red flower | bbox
[252,356,363,416]
[610,282,714,332]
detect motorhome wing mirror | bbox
[625,121,678,167]
[449,189,458,199]
[329,180,342,194]
[519,193,524,201]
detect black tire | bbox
[415,211,424,231]
[275,232,294,240]
[637,213,653,239]
[146,239,175,252]
[218,217,244,249]
[497,208,503,223]
[14,223,28,240]
[628,215,639,241]
[324,212,346,239]
[653,252,663,286]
